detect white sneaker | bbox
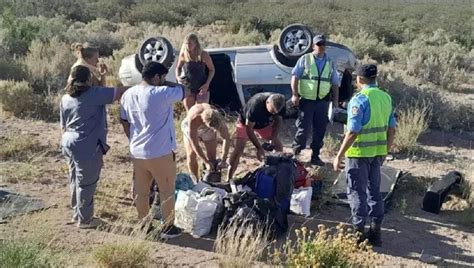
[77,218,102,229]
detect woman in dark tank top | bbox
[176,33,215,111]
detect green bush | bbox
[0,59,27,81]
[0,9,40,55]
[0,239,51,268]
[331,31,394,62]
[0,80,59,121]
[66,19,124,56]
[125,3,186,26]
[392,30,471,91]
[0,80,40,117]
[7,0,91,22]
[24,15,72,43]
[21,37,75,95]
[378,65,474,131]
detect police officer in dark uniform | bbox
[333,64,396,246]
[291,34,340,166]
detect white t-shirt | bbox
[120,83,184,159]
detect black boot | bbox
[367,223,382,247]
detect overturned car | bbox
[119,24,357,116]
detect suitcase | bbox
[422,171,462,214]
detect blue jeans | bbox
[345,157,384,229]
[292,99,329,158]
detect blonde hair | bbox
[71,42,99,60]
[180,33,203,62]
[201,108,223,130]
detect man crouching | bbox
[227,93,286,180]
[181,103,231,182]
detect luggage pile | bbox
[174,153,317,238]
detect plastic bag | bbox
[174,190,217,237]
[290,187,313,217]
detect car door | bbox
[235,48,292,101]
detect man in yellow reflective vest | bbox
[291,34,340,166]
[333,64,396,247]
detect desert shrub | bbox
[94,242,150,268]
[21,37,75,95]
[125,3,186,26]
[24,15,72,43]
[271,225,379,267]
[0,9,40,55]
[0,80,41,117]
[0,60,27,81]
[112,23,144,44]
[393,102,431,154]
[0,80,60,121]
[65,19,124,57]
[105,40,141,86]
[331,31,393,62]
[378,64,473,131]
[216,26,266,47]
[214,221,271,267]
[392,29,471,91]
[84,0,135,23]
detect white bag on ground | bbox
[174,190,217,237]
[290,187,313,217]
[192,182,211,193]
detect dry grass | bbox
[322,133,341,156]
[0,161,42,183]
[214,220,271,267]
[394,102,431,154]
[107,103,122,125]
[271,224,380,267]
[0,134,43,161]
[94,241,150,268]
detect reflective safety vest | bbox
[298,53,332,100]
[346,87,392,158]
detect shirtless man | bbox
[181,104,231,181]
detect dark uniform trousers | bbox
[345,156,384,229]
[292,98,329,159]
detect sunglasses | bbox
[316,42,326,46]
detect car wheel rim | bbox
[283,29,310,55]
[143,40,168,62]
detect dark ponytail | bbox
[66,66,91,97]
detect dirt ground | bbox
[0,111,473,266]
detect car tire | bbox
[134,54,144,73]
[138,37,175,68]
[278,24,314,58]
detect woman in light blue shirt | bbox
[60,65,127,229]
